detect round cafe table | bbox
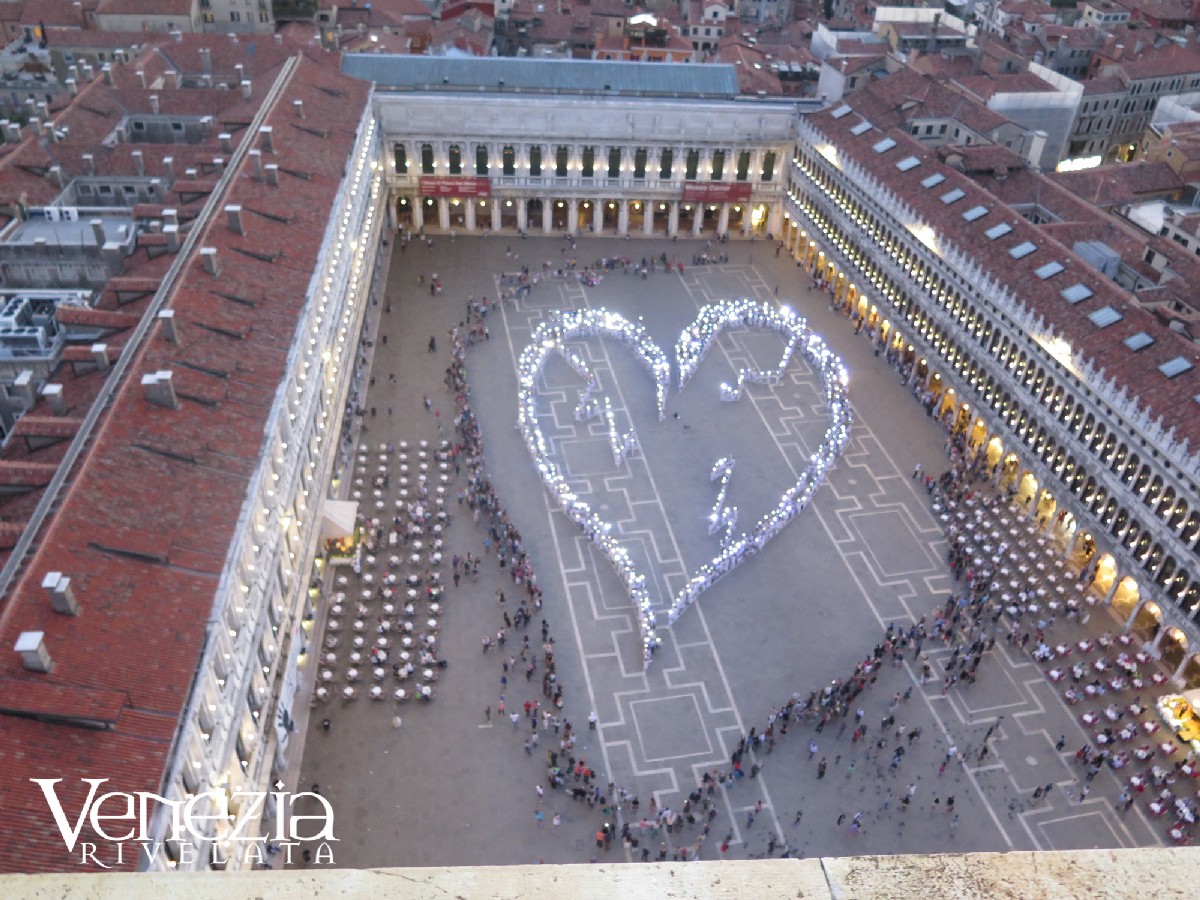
[349,651,362,664]
[423,668,435,680]
[369,685,383,700]
[374,667,387,681]
[321,669,333,682]
[394,688,408,701]
[353,636,365,648]
[342,686,356,699]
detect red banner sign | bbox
[419,176,491,198]
[681,181,752,203]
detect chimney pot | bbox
[200,246,220,276]
[89,219,104,245]
[162,208,178,226]
[81,62,94,80]
[141,371,179,410]
[40,384,66,417]
[50,165,64,188]
[82,152,95,175]
[41,572,79,616]
[131,149,145,177]
[157,310,180,343]
[265,164,279,187]
[91,343,110,372]
[149,94,160,115]
[249,148,263,179]
[259,125,274,153]
[163,223,180,253]
[213,157,225,174]
[241,79,252,101]
[225,204,244,236]
[163,156,175,182]
[168,69,180,89]
[15,631,53,673]
[219,132,232,153]
[13,370,34,408]
[136,69,146,89]
[294,99,305,118]
[66,77,77,96]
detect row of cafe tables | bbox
[936,488,1198,844]
[313,440,453,706]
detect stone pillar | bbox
[593,201,603,234]
[1104,574,1121,607]
[413,198,425,231]
[618,200,630,235]
[567,199,579,236]
[516,200,528,233]
[1173,651,1189,682]
[543,200,553,234]
[491,201,502,232]
[717,203,730,237]
[669,202,680,237]
[767,203,784,238]
[644,203,654,235]
[437,198,450,230]
[742,203,754,236]
[691,204,703,237]
[465,202,476,232]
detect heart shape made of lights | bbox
[516,299,852,668]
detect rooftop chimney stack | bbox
[219,132,232,153]
[171,29,183,43]
[66,78,77,96]
[90,219,105,245]
[249,148,263,180]
[163,223,180,252]
[131,149,144,177]
[136,69,146,89]
[149,94,160,115]
[28,117,41,136]
[141,371,179,410]
[265,164,279,187]
[82,152,94,175]
[91,343,110,373]
[259,125,274,153]
[168,69,180,89]
[81,62,94,81]
[50,165,64,188]
[15,632,53,673]
[102,64,113,85]
[41,572,78,616]
[163,208,178,227]
[40,384,66,417]
[162,156,175,182]
[200,246,220,276]
[225,204,244,236]
[157,310,180,343]
[294,99,305,119]
[212,157,225,174]
[13,371,34,409]
[241,79,252,101]
[199,48,212,74]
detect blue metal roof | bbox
[342,54,741,98]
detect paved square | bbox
[290,234,1169,872]
[630,695,713,761]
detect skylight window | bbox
[873,137,897,153]
[1160,356,1194,378]
[1060,283,1093,304]
[940,188,965,204]
[896,156,921,172]
[921,173,945,188]
[831,104,853,119]
[1035,261,1064,279]
[1087,306,1123,328]
[850,121,873,136]
[1124,332,1154,351]
[962,205,988,222]
[1009,241,1037,259]
[985,223,1012,240]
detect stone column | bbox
[717,203,730,237]
[567,200,579,236]
[691,204,703,237]
[516,200,528,233]
[618,200,630,236]
[465,202,476,232]
[767,203,784,238]
[668,202,680,237]
[412,198,425,231]
[593,201,603,234]
[437,198,450,230]
[543,200,553,233]
[644,203,654,235]
[491,201,502,232]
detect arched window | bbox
[582,146,595,178]
[448,144,462,175]
[502,145,515,176]
[393,143,408,174]
[634,148,647,179]
[475,145,489,176]
[660,148,674,179]
[529,146,543,176]
[607,147,621,178]
[555,145,569,177]
[686,149,700,179]
[761,150,776,181]
[420,143,434,175]
[736,150,750,181]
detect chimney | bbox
[157,310,180,343]
[212,157,225,174]
[91,343,110,372]
[131,149,145,177]
[200,246,220,276]
[50,165,64,188]
[40,384,66,416]
[68,64,78,82]
[225,205,244,235]
[171,29,183,43]
[293,99,305,119]
[234,63,244,82]
[28,117,41,136]
[241,79,252,101]
[168,69,180,89]
[199,47,212,74]
[12,371,34,409]
[81,62,94,81]
[274,33,282,44]
[249,148,263,180]
[15,632,53,673]
[37,100,48,120]
[102,64,113,85]
[141,371,179,409]
[136,69,146,89]
[163,208,178,227]
[219,132,232,153]
[41,572,79,616]
[66,77,77,96]
[163,223,180,252]
[265,164,279,187]
[163,156,175,182]
[259,125,274,153]
[82,152,95,175]
[90,219,105,245]
[101,242,124,269]
[149,94,160,115]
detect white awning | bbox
[320,498,358,543]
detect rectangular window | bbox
[710,149,725,180]
[529,146,542,176]
[607,147,620,178]
[685,149,699,180]
[659,148,673,179]
[393,144,407,174]
[736,150,750,181]
[582,146,595,178]
[634,147,647,179]
[230,10,240,21]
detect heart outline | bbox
[516,301,852,667]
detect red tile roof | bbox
[0,35,371,874]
